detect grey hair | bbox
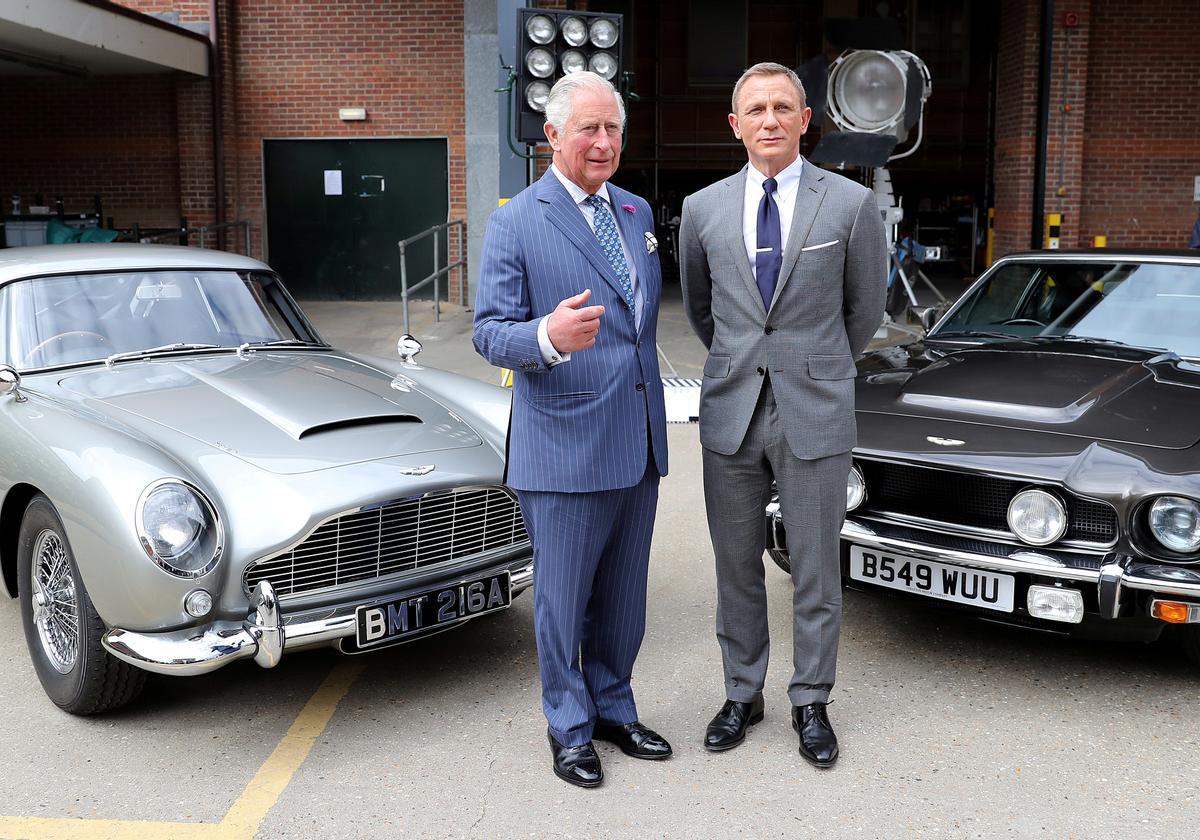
[544,71,626,135]
[731,62,807,113]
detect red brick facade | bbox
[0,0,468,297]
[994,0,1200,255]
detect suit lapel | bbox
[607,185,650,329]
[721,166,766,317]
[536,173,628,306]
[770,160,828,313]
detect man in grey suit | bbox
[679,62,886,767]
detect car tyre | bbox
[767,548,791,575]
[1172,625,1200,670]
[17,495,146,715]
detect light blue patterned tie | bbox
[583,194,634,310]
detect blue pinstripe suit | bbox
[473,171,668,746]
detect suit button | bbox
[635,383,645,391]
[756,366,765,376]
[636,340,642,348]
[764,326,774,335]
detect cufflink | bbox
[644,231,658,254]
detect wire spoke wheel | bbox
[30,529,79,674]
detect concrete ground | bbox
[1,283,1197,839]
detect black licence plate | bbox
[354,571,512,649]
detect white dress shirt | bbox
[537,164,642,366]
[742,155,804,278]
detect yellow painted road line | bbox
[217,661,365,839]
[0,660,365,840]
[0,817,218,840]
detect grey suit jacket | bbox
[679,159,887,459]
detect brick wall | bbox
[1078,1,1200,247]
[0,75,183,229]
[993,0,1200,255]
[220,0,468,285]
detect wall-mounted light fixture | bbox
[338,107,367,121]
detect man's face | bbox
[729,74,812,175]
[545,87,623,193]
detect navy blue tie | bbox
[755,177,781,311]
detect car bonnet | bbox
[54,352,484,474]
[856,345,1200,450]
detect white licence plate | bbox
[848,546,1015,613]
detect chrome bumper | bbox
[766,508,1200,617]
[102,560,534,677]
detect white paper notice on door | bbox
[323,170,343,196]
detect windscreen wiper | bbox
[243,339,326,347]
[105,343,222,367]
[928,329,1027,342]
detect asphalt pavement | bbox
[1,285,1197,839]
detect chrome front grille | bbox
[244,486,529,598]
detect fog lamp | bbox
[1007,488,1067,546]
[1150,599,1200,624]
[185,589,214,618]
[1027,585,1084,624]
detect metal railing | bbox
[398,219,466,335]
[139,219,253,256]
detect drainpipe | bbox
[1031,0,1054,250]
[209,0,226,246]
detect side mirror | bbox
[916,306,940,333]
[0,364,26,402]
[396,334,423,366]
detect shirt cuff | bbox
[537,315,571,367]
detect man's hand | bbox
[546,289,605,353]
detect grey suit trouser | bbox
[702,380,851,707]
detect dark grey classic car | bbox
[0,245,532,714]
[767,249,1200,660]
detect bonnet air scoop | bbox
[297,414,421,440]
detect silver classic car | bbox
[767,250,1200,662]
[0,245,532,714]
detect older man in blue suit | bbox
[473,71,670,788]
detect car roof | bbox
[0,244,271,286]
[998,248,1200,263]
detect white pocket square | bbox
[801,239,841,252]
[644,231,658,253]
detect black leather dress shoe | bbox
[593,720,673,760]
[548,730,604,788]
[792,703,838,768]
[704,695,765,752]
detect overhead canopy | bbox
[0,0,208,77]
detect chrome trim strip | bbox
[102,557,534,677]
[858,511,1113,552]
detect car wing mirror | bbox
[916,306,940,332]
[397,334,423,366]
[0,364,26,403]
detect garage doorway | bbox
[263,138,449,300]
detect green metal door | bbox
[263,138,449,300]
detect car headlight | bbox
[1148,496,1200,554]
[847,465,865,512]
[1007,488,1067,546]
[137,480,223,577]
